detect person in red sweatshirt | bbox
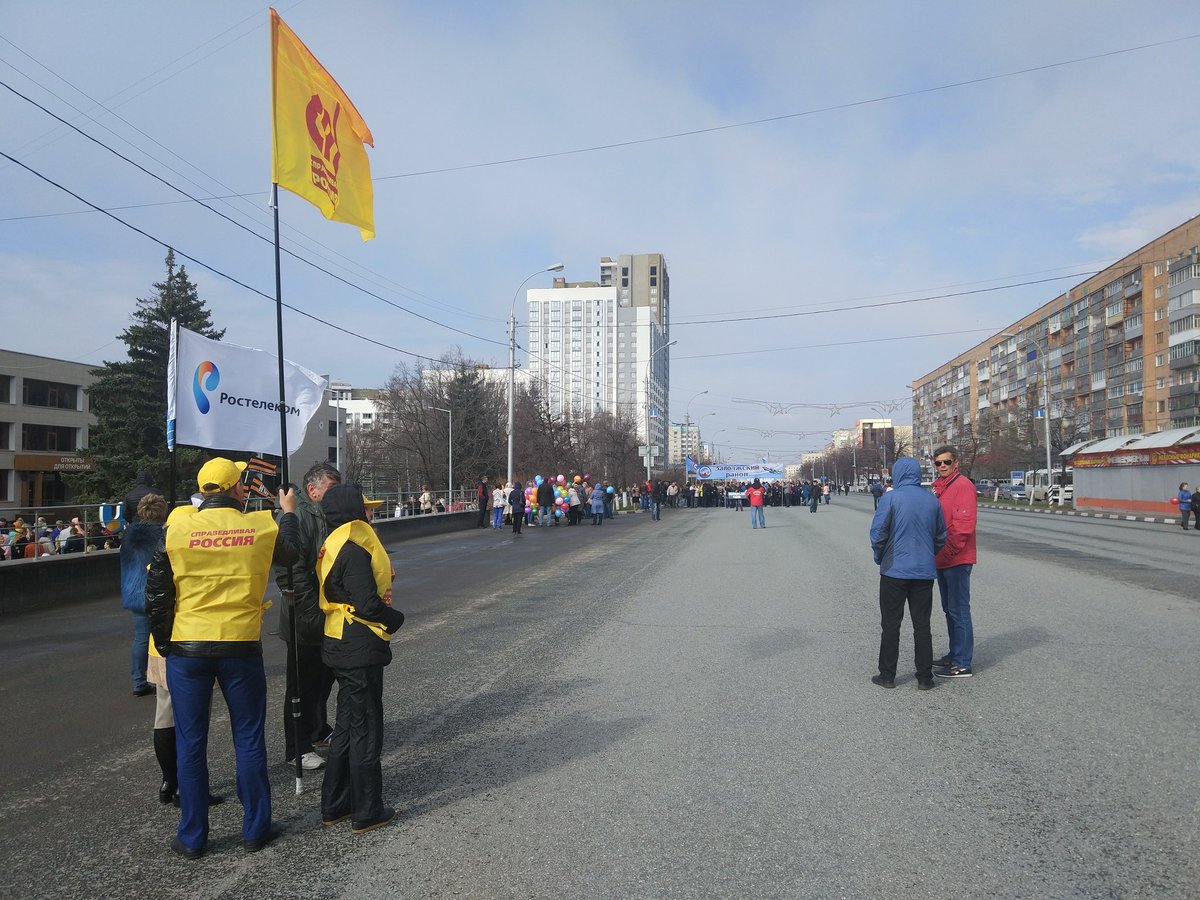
[747,478,766,529]
[931,446,977,678]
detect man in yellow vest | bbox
[146,458,300,860]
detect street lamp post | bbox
[508,263,565,487]
[432,406,452,507]
[644,339,679,483]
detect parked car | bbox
[976,481,1018,500]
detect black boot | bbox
[153,727,177,804]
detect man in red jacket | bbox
[931,446,977,678]
[747,478,766,529]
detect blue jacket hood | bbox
[891,457,922,488]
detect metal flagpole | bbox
[272,184,304,795]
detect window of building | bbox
[328,419,338,438]
[1156,353,1165,367]
[21,423,77,452]
[0,421,8,449]
[21,378,79,410]
[0,375,11,403]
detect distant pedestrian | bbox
[491,483,506,529]
[509,481,525,535]
[1178,482,1192,530]
[1191,485,1200,532]
[591,484,606,525]
[869,457,946,691]
[870,480,884,510]
[747,478,766,529]
[931,446,978,679]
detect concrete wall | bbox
[0,510,478,617]
[1074,464,1200,515]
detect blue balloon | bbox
[606,486,614,494]
[535,475,544,485]
[554,508,563,518]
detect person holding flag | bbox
[146,459,301,859]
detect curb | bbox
[979,502,1179,526]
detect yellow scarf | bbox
[317,520,394,641]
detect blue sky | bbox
[4,1,1200,462]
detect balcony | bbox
[1125,282,1142,299]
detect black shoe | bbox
[243,824,282,853]
[170,837,203,860]
[932,654,953,669]
[917,678,935,691]
[870,675,896,689]
[935,666,973,679]
[133,684,156,697]
[351,806,395,834]
[159,780,178,804]
[322,810,352,827]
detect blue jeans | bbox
[493,507,503,528]
[539,505,552,525]
[167,654,271,850]
[131,612,150,690]
[750,506,765,528]
[936,564,974,669]
[652,500,661,520]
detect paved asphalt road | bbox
[1,496,1196,898]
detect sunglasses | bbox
[933,459,955,467]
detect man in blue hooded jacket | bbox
[869,457,947,690]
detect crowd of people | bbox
[0,514,112,558]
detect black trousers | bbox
[878,575,934,681]
[283,641,334,759]
[322,664,386,825]
[478,501,488,527]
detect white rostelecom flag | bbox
[167,321,327,456]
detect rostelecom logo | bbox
[193,361,220,414]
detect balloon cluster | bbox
[524,474,578,519]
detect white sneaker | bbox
[286,752,326,771]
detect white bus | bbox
[1027,468,1073,504]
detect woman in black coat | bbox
[509,481,525,535]
[317,485,405,834]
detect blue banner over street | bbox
[685,456,785,481]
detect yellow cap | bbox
[197,458,247,493]
[364,498,385,508]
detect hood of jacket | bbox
[890,457,923,488]
[322,484,367,530]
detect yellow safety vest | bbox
[317,520,394,642]
[165,506,278,643]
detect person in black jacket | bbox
[274,461,341,772]
[317,484,405,834]
[509,481,525,535]
[124,470,159,524]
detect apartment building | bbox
[0,349,96,511]
[911,215,1200,458]
[667,422,702,466]
[526,253,671,468]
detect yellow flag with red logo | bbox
[270,8,375,240]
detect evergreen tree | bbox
[75,251,224,501]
